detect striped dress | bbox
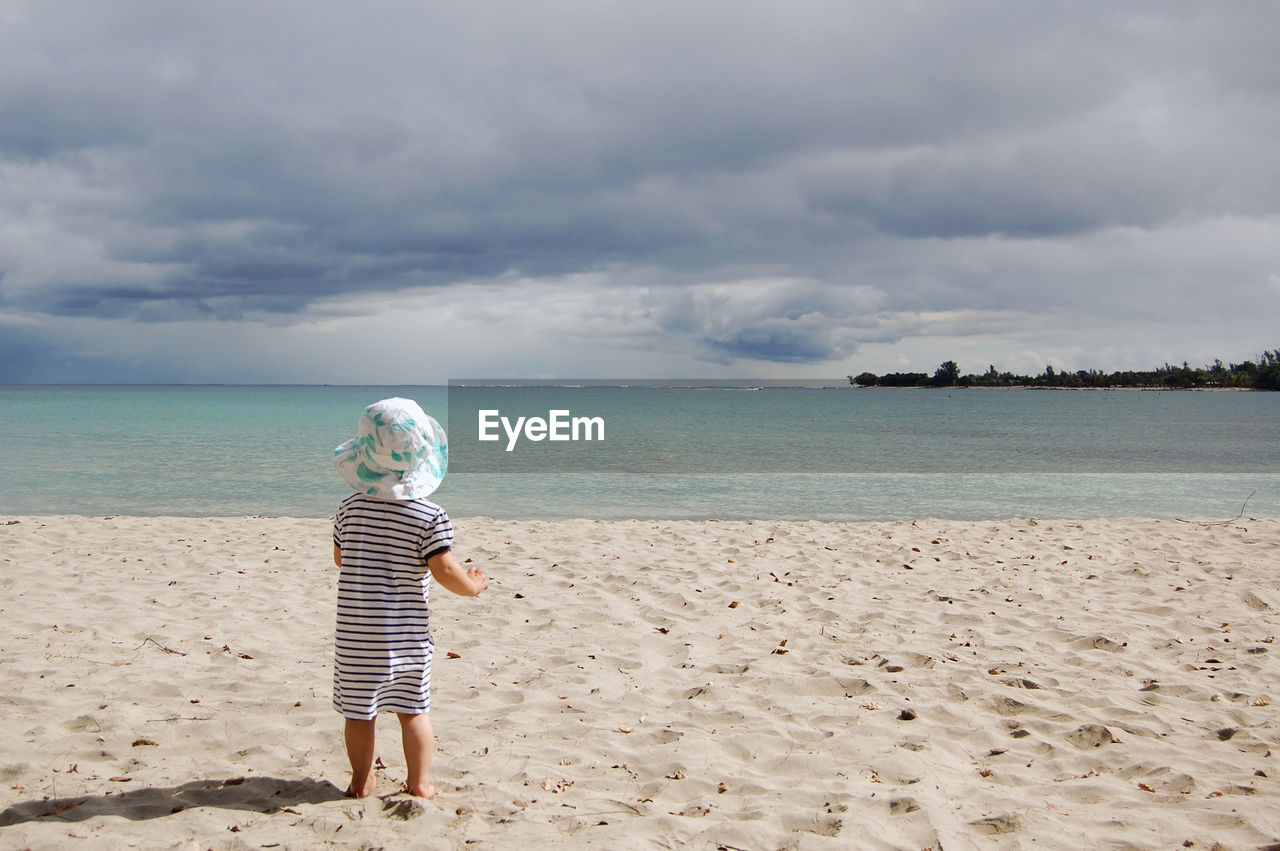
[332,492,454,720]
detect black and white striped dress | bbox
[332,493,454,720]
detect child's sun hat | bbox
[334,397,448,500]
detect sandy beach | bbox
[1,513,1277,849]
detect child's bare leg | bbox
[397,712,436,798]
[343,717,378,798]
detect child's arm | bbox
[427,550,488,597]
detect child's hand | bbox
[427,551,490,597]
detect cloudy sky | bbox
[2,1,1277,383]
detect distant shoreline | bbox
[850,384,1254,392]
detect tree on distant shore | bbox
[848,349,1280,390]
[1257,349,1280,390]
[931,360,961,387]
[879,371,929,387]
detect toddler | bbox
[332,397,488,798]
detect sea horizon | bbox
[2,384,1277,521]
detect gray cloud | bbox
[643,282,886,364]
[1,1,1278,378]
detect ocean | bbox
[1,384,1277,520]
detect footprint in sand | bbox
[64,714,103,733]
[779,812,843,837]
[992,696,1032,716]
[381,796,427,820]
[1064,724,1115,749]
[709,663,750,675]
[970,813,1021,835]
[888,797,921,815]
[1081,634,1127,652]
[1242,590,1272,611]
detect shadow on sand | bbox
[0,776,347,826]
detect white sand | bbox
[1,514,1277,849]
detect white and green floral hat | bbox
[333,398,448,500]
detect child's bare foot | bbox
[403,781,436,799]
[345,775,377,799]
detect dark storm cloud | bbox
[0,94,146,160]
[1,1,1278,373]
[704,321,857,365]
[0,321,161,384]
[646,282,886,365]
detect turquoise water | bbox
[1,385,1277,520]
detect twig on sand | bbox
[146,714,213,722]
[140,637,187,656]
[578,799,644,817]
[1174,490,1255,526]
